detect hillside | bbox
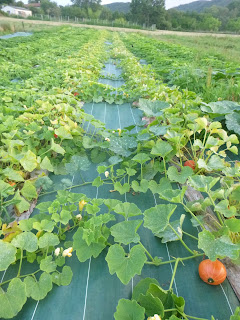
[104,2,130,13]
[172,0,233,12]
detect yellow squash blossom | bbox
[79,200,87,211]
[62,247,73,257]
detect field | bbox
[0,25,240,320]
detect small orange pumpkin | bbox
[198,259,227,285]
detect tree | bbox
[227,18,240,32]
[41,0,60,16]
[0,0,14,5]
[130,0,165,27]
[199,14,221,32]
[15,1,25,7]
[71,0,101,10]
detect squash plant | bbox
[0,190,202,319]
[0,27,240,320]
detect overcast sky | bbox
[22,0,201,9]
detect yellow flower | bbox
[79,200,87,211]
[117,128,122,136]
[62,247,73,257]
[104,171,109,178]
[54,247,61,256]
[105,137,110,142]
[50,119,58,125]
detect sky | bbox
[23,0,201,9]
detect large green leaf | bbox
[13,190,30,214]
[0,241,17,271]
[215,200,237,218]
[35,176,53,191]
[21,180,38,201]
[156,216,185,243]
[40,156,54,172]
[149,125,168,136]
[110,220,142,245]
[109,136,137,157]
[0,278,27,319]
[201,101,240,115]
[65,155,90,176]
[24,272,52,300]
[20,150,38,172]
[40,256,57,273]
[138,99,169,116]
[18,219,34,232]
[38,232,60,248]
[51,266,73,286]
[226,112,240,135]
[198,230,240,261]
[12,232,38,252]
[51,139,65,155]
[144,204,177,234]
[151,140,173,158]
[55,126,73,140]
[225,219,240,233]
[131,179,149,193]
[114,202,142,219]
[73,227,106,262]
[104,199,122,211]
[167,166,193,184]
[188,175,219,193]
[138,292,164,317]
[52,209,72,225]
[132,153,151,165]
[2,168,24,182]
[33,219,55,232]
[197,155,225,172]
[114,182,130,195]
[132,278,160,301]
[114,299,145,320]
[106,244,147,285]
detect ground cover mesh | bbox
[1,42,239,320]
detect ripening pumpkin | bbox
[198,259,227,285]
[184,160,195,170]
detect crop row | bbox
[122,33,240,103]
[0,28,239,320]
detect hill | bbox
[172,0,233,12]
[104,2,130,13]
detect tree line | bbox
[1,0,240,32]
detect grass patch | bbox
[152,34,240,64]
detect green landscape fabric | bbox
[1,53,239,320]
[5,101,238,320]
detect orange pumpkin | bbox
[198,259,227,285]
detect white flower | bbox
[62,247,73,257]
[112,130,115,133]
[76,214,82,221]
[105,171,109,178]
[105,137,110,142]
[54,247,60,256]
[147,315,161,320]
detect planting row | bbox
[0,28,240,319]
[122,33,240,103]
